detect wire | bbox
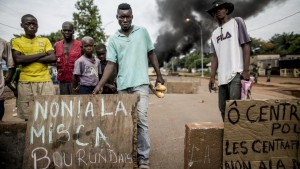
[0,22,22,31]
[0,1,26,15]
[248,10,300,32]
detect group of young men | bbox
[0,3,164,169]
[0,1,251,168]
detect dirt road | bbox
[0,76,299,168]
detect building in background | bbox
[279,55,300,77]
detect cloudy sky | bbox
[0,0,299,43]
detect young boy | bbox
[95,43,117,94]
[12,14,56,120]
[73,36,101,94]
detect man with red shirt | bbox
[54,21,81,95]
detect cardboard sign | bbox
[223,99,300,169]
[23,94,139,169]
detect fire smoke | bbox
[154,0,288,64]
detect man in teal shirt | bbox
[93,3,164,169]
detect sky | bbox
[0,0,300,43]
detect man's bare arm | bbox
[241,43,251,80]
[148,50,164,85]
[93,61,116,94]
[12,49,45,64]
[36,50,56,64]
[209,53,218,92]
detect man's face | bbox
[212,6,228,19]
[96,48,106,61]
[82,39,94,57]
[22,16,38,37]
[117,9,133,31]
[61,24,74,40]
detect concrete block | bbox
[184,122,224,169]
[0,122,27,169]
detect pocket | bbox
[69,51,81,63]
[18,83,33,102]
[56,56,64,67]
[69,55,78,63]
[57,70,64,79]
[68,54,80,70]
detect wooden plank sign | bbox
[23,94,139,169]
[223,99,300,169]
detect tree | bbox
[270,32,299,55]
[185,52,201,71]
[13,31,62,46]
[40,30,63,46]
[287,34,300,54]
[251,32,300,55]
[73,0,106,44]
[250,37,274,55]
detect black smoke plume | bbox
[154,0,288,64]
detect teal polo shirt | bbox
[107,25,154,90]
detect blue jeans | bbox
[218,73,241,121]
[118,84,150,165]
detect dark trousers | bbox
[79,85,95,94]
[218,74,241,121]
[0,100,5,121]
[59,82,76,95]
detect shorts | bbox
[18,81,55,120]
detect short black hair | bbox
[62,21,74,28]
[96,43,106,50]
[21,14,36,23]
[118,3,131,11]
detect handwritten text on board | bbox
[223,99,300,169]
[23,95,138,169]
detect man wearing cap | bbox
[207,0,251,120]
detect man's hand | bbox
[6,83,18,97]
[4,77,10,86]
[73,85,80,92]
[107,84,117,93]
[155,76,165,86]
[12,89,18,97]
[241,70,250,81]
[209,77,216,93]
[92,85,103,95]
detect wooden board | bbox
[223,99,300,169]
[23,94,139,169]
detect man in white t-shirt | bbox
[207,0,251,120]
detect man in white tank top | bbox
[207,0,251,121]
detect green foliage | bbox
[177,57,187,68]
[270,32,300,55]
[251,32,300,55]
[184,52,210,71]
[287,35,300,54]
[185,53,200,70]
[203,57,210,67]
[40,30,63,46]
[167,52,211,72]
[167,57,186,71]
[13,32,62,46]
[13,34,24,38]
[73,0,106,45]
